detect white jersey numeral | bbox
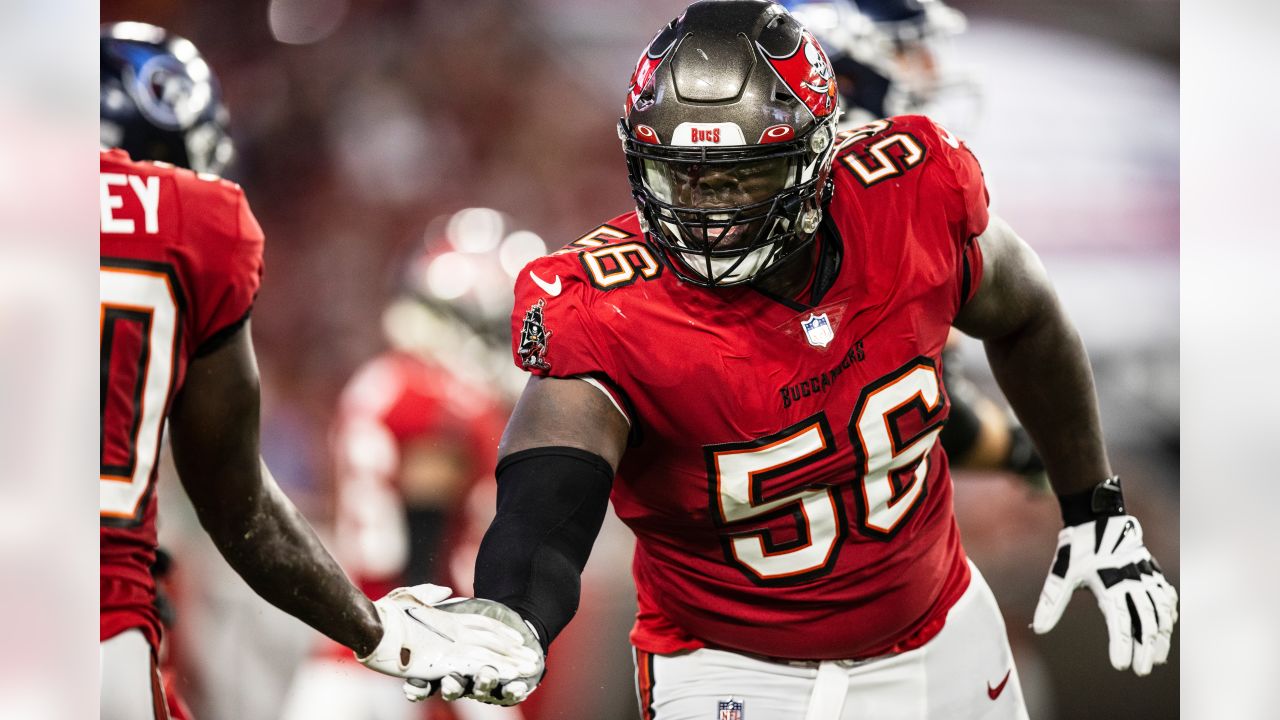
[100,266,179,524]
[706,360,946,583]
[850,363,944,537]
[707,417,843,584]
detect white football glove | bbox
[402,598,545,706]
[1032,515,1178,676]
[355,585,542,688]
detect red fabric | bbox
[316,351,508,662]
[100,148,264,646]
[162,668,193,720]
[508,115,990,661]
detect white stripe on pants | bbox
[638,562,1029,720]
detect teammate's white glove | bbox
[402,598,545,706]
[1032,515,1178,676]
[356,584,542,690]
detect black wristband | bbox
[1057,476,1125,526]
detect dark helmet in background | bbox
[620,0,842,288]
[101,22,234,175]
[780,0,980,130]
[384,208,547,399]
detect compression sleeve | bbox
[472,447,614,653]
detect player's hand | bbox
[355,584,542,690]
[401,598,545,706]
[1032,516,1178,676]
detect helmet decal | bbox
[130,53,208,130]
[634,124,661,144]
[671,122,746,147]
[625,25,680,115]
[759,30,838,119]
[759,124,796,144]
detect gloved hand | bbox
[402,598,545,706]
[1032,515,1178,676]
[355,585,541,689]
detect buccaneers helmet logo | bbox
[625,19,681,115]
[759,31,838,118]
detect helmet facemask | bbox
[624,117,837,287]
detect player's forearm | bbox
[196,463,382,656]
[982,302,1110,497]
[473,447,614,652]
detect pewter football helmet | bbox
[620,0,842,287]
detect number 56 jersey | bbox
[509,116,990,661]
[99,148,264,650]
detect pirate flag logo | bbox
[518,299,552,371]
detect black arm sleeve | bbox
[472,447,614,653]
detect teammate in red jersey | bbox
[99,23,539,720]
[281,210,542,720]
[449,2,1178,718]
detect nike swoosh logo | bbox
[529,271,561,296]
[1111,519,1136,553]
[938,124,961,149]
[404,607,455,644]
[987,669,1011,700]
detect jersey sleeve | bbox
[509,253,620,384]
[185,179,266,355]
[908,115,989,306]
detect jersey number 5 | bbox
[835,119,926,188]
[705,360,945,585]
[100,262,182,526]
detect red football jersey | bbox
[509,116,989,660]
[100,148,264,650]
[316,350,507,665]
[330,351,507,599]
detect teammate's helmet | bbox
[383,208,547,397]
[101,22,234,175]
[620,0,841,287]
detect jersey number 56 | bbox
[705,359,945,585]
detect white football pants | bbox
[634,562,1029,720]
[101,628,168,720]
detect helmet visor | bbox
[641,156,793,212]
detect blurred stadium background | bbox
[100,1,1178,718]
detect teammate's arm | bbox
[170,322,543,691]
[953,214,1178,676]
[167,321,383,654]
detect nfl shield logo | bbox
[800,312,834,347]
[717,698,744,720]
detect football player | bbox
[100,23,540,720]
[442,2,1178,718]
[280,210,545,720]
